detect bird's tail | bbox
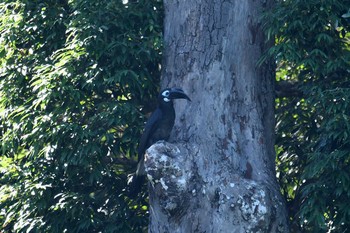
[127,173,145,198]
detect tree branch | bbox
[275,81,302,98]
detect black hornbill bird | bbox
[128,88,191,197]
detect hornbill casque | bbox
[128,88,191,197]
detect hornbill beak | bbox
[169,88,191,101]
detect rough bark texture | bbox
[145,0,289,232]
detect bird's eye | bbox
[162,90,170,97]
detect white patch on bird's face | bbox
[162,90,171,102]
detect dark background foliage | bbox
[263,0,350,232]
[1,0,349,232]
[0,0,162,232]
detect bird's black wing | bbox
[137,108,162,161]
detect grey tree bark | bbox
[145,0,289,232]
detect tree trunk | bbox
[145,0,289,232]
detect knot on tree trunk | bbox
[144,142,193,219]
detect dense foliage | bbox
[1,0,349,232]
[0,0,162,232]
[263,0,350,232]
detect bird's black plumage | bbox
[128,88,190,197]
